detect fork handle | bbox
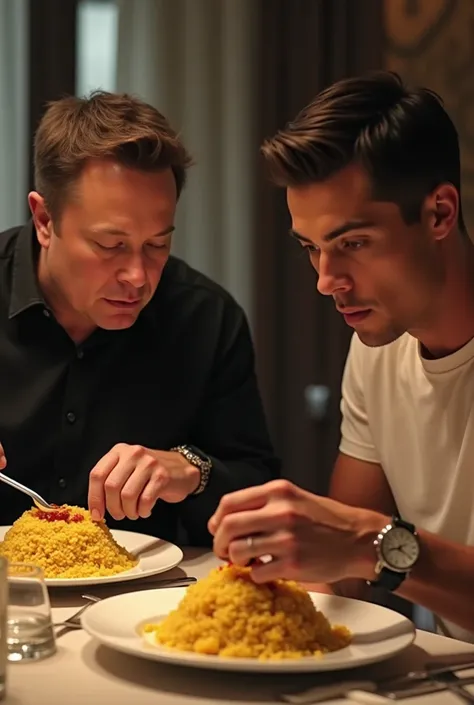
[0,472,50,508]
[447,683,474,703]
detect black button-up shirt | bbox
[0,223,279,544]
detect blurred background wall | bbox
[385,0,474,233]
[0,0,468,498]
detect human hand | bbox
[208,479,383,584]
[88,444,200,521]
[0,443,5,470]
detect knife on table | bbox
[281,659,474,703]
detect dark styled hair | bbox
[261,71,465,232]
[34,90,193,219]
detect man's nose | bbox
[316,252,352,296]
[117,256,147,289]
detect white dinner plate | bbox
[0,527,183,587]
[81,587,415,673]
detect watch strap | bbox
[394,515,415,532]
[171,445,212,496]
[368,566,406,591]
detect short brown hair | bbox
[261,71,465,232]
[34,90,193,219]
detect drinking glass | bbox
[6,563,56,662]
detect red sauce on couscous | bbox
[35,507,84,523]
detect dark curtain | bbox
[254,0,385,495]
[28,0,78,192]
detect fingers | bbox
[227,530,294,567]
[103,455,144,520]
[0,444,5,470]
[89,445,167,521]
[213,503,294,559]
[136,473,167,518]
[208,487,268,535]
[120,460,166,519]
[88,448,120,520]
[248,557,289,584]
[208,479,297,536]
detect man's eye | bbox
[147,243,167,250]
[342,240,364,250]
[96,242,123,251]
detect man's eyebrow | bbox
[87,225,176,237]
[289,220,375,244]
[289,229,313,244]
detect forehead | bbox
[69,159,177,225]
[287,164,394,239]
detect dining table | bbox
[3,548,474,705]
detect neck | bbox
[410,235,474,358]
[37,251,96,344]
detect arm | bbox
[306,338,474,632]
[385,528,474,633]
[179,302,280,545]
[303,453,397,598]
[305,492,474,632]
[210,477,474,634]
[304,334,397,598]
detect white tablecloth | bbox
[4,549,474,705]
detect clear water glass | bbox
[6,563,56,662]
[0,557,7,698]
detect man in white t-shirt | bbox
[208,71,474,640]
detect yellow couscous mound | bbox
[0,505,138,579]
[143,563,351,660]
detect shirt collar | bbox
[8,222,45,319]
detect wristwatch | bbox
[171,445,212,495]
[367,516,420,591]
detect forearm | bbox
[307,519,474,633]
[395,529,474,631]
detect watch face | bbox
[380,526,420,571]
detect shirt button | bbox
[43,309,51,318]
[77,349,84,359]
[58,478,67,489]
[66,411,76,424]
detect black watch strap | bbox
[394,516,415,532]
[369,567,406,591]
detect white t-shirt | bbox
[340,332,474,642]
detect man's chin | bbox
[97,313,140,330]
[356,327,404,348]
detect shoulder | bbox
[155,256,245,319]
[0,225,22,260]
[160,256,237,303]
[346,331,418,383]
[147,256,249,344]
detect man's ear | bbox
[422,183,459,241]
[28,192,53,248]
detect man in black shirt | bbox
[0,91,278,545]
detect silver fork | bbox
[53,594,101,629]
[0,471,57,512]
[53,576,196,630]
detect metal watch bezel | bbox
[373,522,420,575]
